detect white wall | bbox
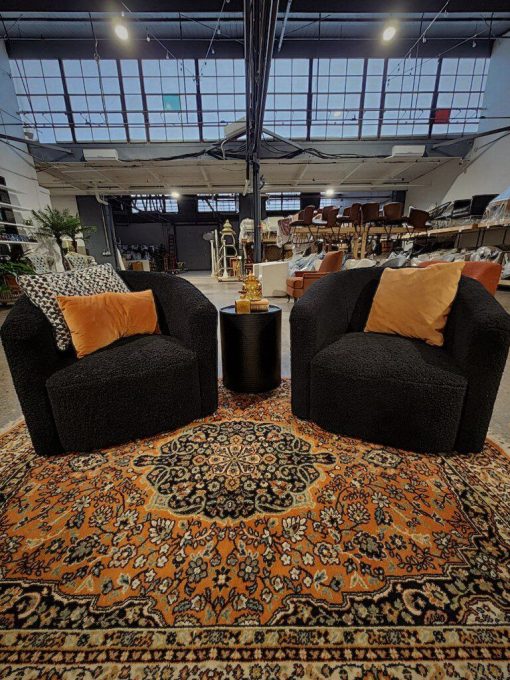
[50,194,79,215]
[0,41,63,267]
[406,33,510,210]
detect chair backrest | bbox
[301,205,316,225]
[321,205,334,219]
[65,252,96,270]
[407,207,429,230]
[361,202,380,223]
[418,260,502,296]
[318,250,343,273]
[325,207,339,228]
[27,254,54,274]
[342,207,350,217]
[383,202,404,219]
[350,203,362,225]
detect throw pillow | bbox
[364,261,465,347]
[18,263,129,351]
[57,290,159,358]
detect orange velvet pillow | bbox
[57,290,159,358]
[364,262,465,347]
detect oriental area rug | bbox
[0,381,509,679]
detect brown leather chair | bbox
[407,207,429,231]
[383,202,404,220]
[314,206,339,228]
[289,205,316,227]
[418,260,502,296]
[361,202,380,227]
[286,250,343,300]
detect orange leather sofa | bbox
[287,251,343,300]
[417,260,502,296]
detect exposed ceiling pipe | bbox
[94,192,108,205]
[277,0,292,52]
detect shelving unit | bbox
[0,202,32,211]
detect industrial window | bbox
[131,194,178,213]
[62,59,126,142]
[10,59,73,144]
[265,193,301,212]
[265,58,309,139]
[141,59,198,142]
[361,59,385,138]
[199,59,246,141]
[10,56,492,144]
[120,60,146,142]
[198,194,238,212]
[432,58,489,135]
[310,58,364,139]
[381,58,438,137]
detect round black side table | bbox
[220,305,281,393]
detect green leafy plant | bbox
[31,207,96,265]
[0,260,34,293]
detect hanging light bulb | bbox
[382,23,397,42]
[113,19,129,41]
[422,35,427,44]
[146,33,151,43]
[472,39,477,48]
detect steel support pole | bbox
[252,157,262,263]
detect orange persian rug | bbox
[0,381,509,679]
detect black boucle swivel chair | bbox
[290,268,510,453]
[1,271,218,455]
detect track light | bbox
[113,19,129,41]
[170,191,180,199]
[382,23,397,42]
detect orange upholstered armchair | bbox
[417,260,502,296]
[286,251,343,300]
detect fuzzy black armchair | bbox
[1,271,218,455]
[290,268,510,453]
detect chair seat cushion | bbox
[310,332,467,452]
[47,334,201,451]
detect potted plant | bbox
[31,207,96,267]
[0,260,35,304]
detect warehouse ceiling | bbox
[1,1,506,195]
[34,146,462,196]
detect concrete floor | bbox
[1,271,509,444]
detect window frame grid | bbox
[265,192,301,212]
[11,56,491,144]
[197,193,239,213]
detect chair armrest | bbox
[1,296,66,455]
[301,271,326,280]
[290,268,382,417]
[445,277,510,451]
[120,272,218,415]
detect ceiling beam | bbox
[2,1,510,11]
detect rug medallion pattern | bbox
[0,381,508,678]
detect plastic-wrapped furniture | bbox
[290,268,510,453]
[1,272,218,455]
[286,251,343,301]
